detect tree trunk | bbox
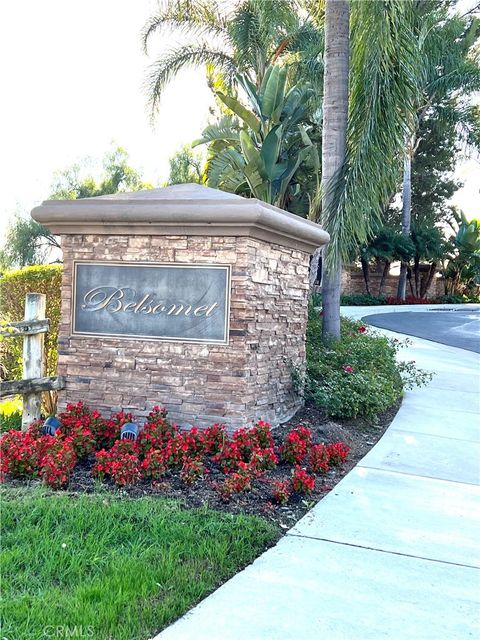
[321,0,350,341]
[408,267,415,297]
[378,261,390,296]
[420,262,437,299]
[413,255,420,298]
[360,257,370,294]
[397,144,413,300]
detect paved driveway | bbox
[364,308,480,353]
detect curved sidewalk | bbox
[154,305,480,640]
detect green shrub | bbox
[0,265,62,382]
[305,307,431,419]
[435,293,480,304]
[340,293,387,306]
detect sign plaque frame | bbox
[71,260,231,345]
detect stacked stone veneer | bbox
[58,233,310,429]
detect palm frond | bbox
[321,0,422,265]
[142,0,229,54]
[145,44,236,117]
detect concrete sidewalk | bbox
[153,306,480,640]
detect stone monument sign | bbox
[32,184,329,428]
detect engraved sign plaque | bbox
[72,261,231,344]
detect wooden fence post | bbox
[22,293,46,430]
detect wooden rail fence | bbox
[0,293,65,430]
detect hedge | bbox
[0,265,62,382]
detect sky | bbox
[1,0,479,237]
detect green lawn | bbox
[1,488,278,640]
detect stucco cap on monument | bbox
[31,183,329,254]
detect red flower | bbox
[271,479,291,505]
[309,443,330,474]
[327,442,350,465]
[342,365,354,373]
[291,466,315,494]
[358,325,366,333]
[281,426,312,464]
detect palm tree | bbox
[319,0,350,340]
[142,0,322,116]
[318,0,422,338]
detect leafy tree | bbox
[410,115,462,227]
[397,7,480,299]
[164,145,204,185]
[49,147,152,199]
[0,148,153,268]
[444,212,480,295]
[0,215,60,269]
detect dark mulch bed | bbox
[6,400,400,528]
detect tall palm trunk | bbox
[321,0,350,341]
[397,140,413,300]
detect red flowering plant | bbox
[1,430,39,479]
[58,423,96,459]
[163,433,191,469]
[138,413,179,456]
[92,449,113,481]
[271,479,291,505]
[93,410,125,449]
[147,405,169,422]
[57,402,106,456]
[291,466,315,494]
[232,427,257,462]
[0,428,62,480]
[250,445,278,471]
[211,440,243,473]
[201,423,226,455]
[327,442,350,466]
[180,458,204,486]
[216,463,254,501]
[308,443,331,474]
[232,422,276,462]
[251,421,275,450]
[180,427,206,458]
[281,426,312,464]
[39,439,76,489]
[26,419,45,439]
[141,448,168,480]
[93,440,141,486]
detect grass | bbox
[1,487,278,640]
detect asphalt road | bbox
[363,308,480,353]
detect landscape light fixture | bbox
[120,422,140,441]
[42,416,61,436]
